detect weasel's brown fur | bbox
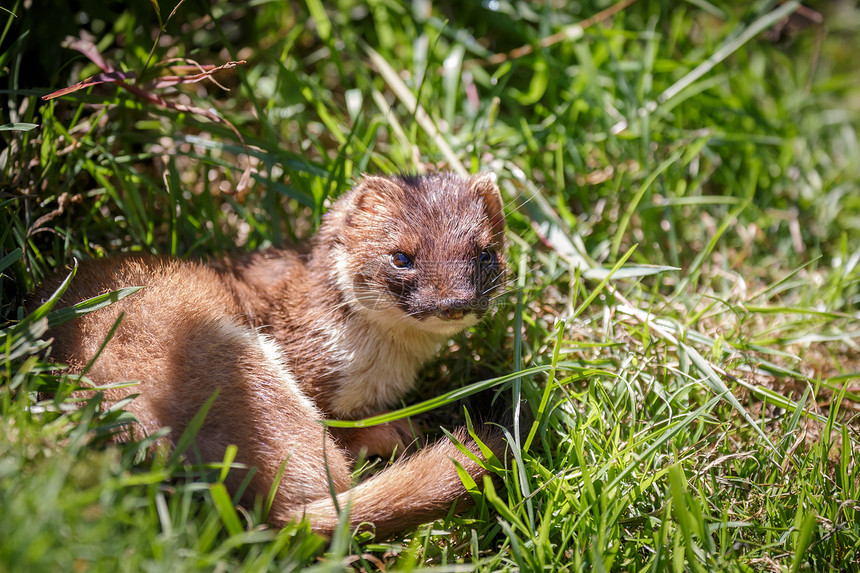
[32,172,508,538]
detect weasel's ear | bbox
[349,175,404,216]
[469,173,506,238]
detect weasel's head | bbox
[316,172,507,336]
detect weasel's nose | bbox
[438,298,471,320]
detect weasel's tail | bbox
[290,429,505,539]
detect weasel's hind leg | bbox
[157,318,353,520]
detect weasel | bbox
[32,172,508,539]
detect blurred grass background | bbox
[2,0,860,571]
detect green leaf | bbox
[304,0,331,42]
[583,264,680,281]
[0,122,38,131]
[17,265,77,328]
[209,483,243,536]
[47,286,144,328]
[0,248,22,272]
[167,389,220,468]
[323,364,555,428]
[791,510,817,573]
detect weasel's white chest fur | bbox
[321,314,445,418]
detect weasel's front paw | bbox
[330,418,421,460]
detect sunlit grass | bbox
[2,1,859,571]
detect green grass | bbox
[2,0,860,571]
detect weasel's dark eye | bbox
[478,249,497,267]
[390,252,414,269]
